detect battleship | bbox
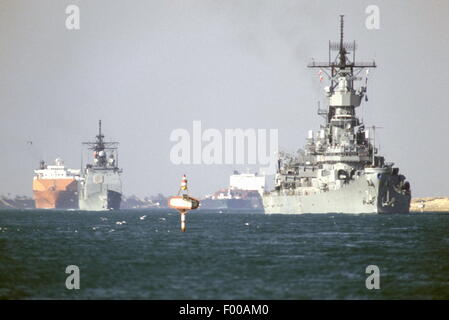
[263,16,411,214]
[78,121,122,211]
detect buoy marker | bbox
[168,174,200,232]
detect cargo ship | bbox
[32,158,80,209]
[200,171,266,210]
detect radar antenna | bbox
[81,120,120,169]
[308,15,376,90]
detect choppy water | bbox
[0,209,448,299]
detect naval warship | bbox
[263,16,411,214]
[78,121,122,211]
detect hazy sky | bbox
[0,0,448,198]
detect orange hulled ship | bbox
[32,158,80,209]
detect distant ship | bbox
[32,158,80,209]
[263,16,411,214]
[201,171,266,210]
[78,121,122,211]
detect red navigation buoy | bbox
[168,175,200,232]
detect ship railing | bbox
[320,152,362,157]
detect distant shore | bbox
[410,197,449,212]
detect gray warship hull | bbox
[79,121,122,211]
[79,170,122,211]
[262,17,412,214]
[263,168,410,214]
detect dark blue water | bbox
[1,209,448,299]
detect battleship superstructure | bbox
[263,16,411,214]
[78,121,122,211]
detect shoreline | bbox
[410,197,449,212]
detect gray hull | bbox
[263,168,410,214]
[79,169,122,211]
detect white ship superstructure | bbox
[229,171,266,196]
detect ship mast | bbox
[82,120,120,168]
[307,15,377,164]
[308,15,376,91]
[95,120,105,152]
[338,15,346,67]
